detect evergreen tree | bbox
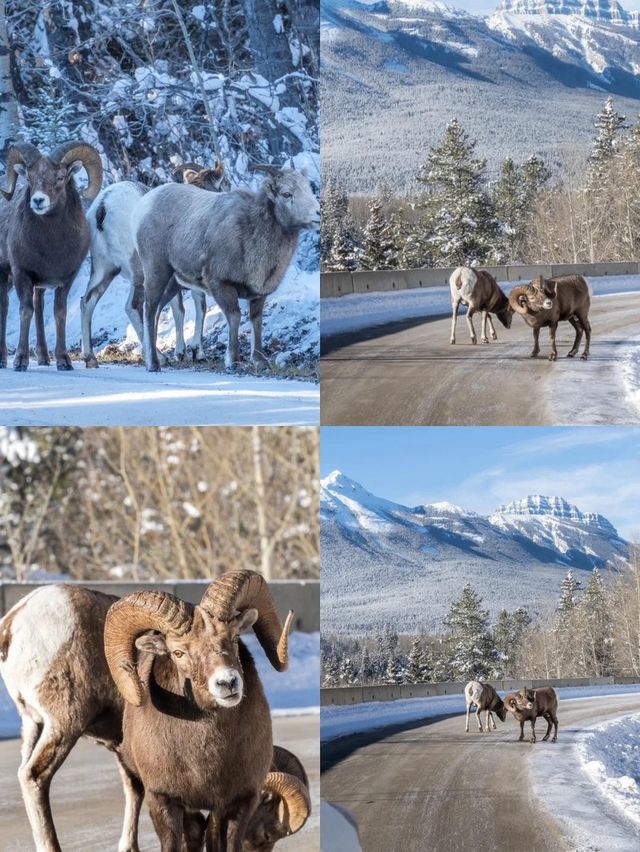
[581,568,614,676]
[407,636,427,684]
[588,97,627,188]
[492,607,532,678]
[339,656,358,685]
[556,570,583,615]
[359,645,374,683]
[385,652,404,685]
[360,197,396,270]
[444,583,495,680]
[493,155,551,262]
[417,119,497,265]
[322,655,340,687]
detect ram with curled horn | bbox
[104,568,310,852]
[0,139,103,370]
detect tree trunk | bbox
[0,0,19,164]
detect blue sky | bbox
[321,427,640,539]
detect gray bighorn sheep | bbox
[504,686,559,743]
[509,274,592,361]
[449,267,514,345]
[104,569,309,852]
[0,140,103,370]
[131,165,320,372]
[0,583,310,852]
[464,680,507,732]
[80,162,230,367]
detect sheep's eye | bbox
[173,650,184,658]
[282,191,292,199]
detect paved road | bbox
[321,695,640,852]
[0,714,319,852]
[321,294,640,425]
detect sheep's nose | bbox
[216,674,238,691]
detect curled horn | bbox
[173,161,204,182]
[263,771,311,835]
[272,746,309,787]
[213,159,224,179]
[50,141,103,200]
[2,141,41,201]
[199,569,293,671]
[249,163,282,176]
[508,286,530,316]
[104,591,192,706]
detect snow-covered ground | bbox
[320,274,640,338]
[0,362,318,426]
[1,257,319,425]
[320,683,640,742]
[0,630,319,740]
[320,800,363,852]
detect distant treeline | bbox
[321,98,640,272]
[321,556,640,686]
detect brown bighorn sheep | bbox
[80,161,230,368]
[0,584,310,852]
[464,680,507,732]
[104,569,309,852]
[509,274,591,361]
[0,140,103,370]
[505,686,559,743]
[449,267,514,345]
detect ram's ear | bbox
[263,175,277,201]
[13,163,26,177]
[66,159,84,177]
[135,632,169,656]
[235,608,259,633]
[518,294,528,309]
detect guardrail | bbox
[320,261,640,298]
[321,675,640,706]
[0,579,320,633]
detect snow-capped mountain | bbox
[321,0,640,191]
[321,471,629,634]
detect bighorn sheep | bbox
[80,162,229,368]
[132,165,320,372]
[450,267,514,345]
[0,140,103,370]
[464,680,507,732]
[504,686,559,743]
[509,275,591,361]
[104,569,309,852]
[0,583,310,852]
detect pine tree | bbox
[588,97,627,188]
[557,570,583,615]
[385,653,404,685]
[359,645,374,683]
[360,197,395,270]
[444,583,495,680]
[339,656,358,685]
[492,607,532,678]
[493,156,551,262]
[581,568,614,676]
[407,636,425,683]
[322,655,340,687]
[417,119,497,265]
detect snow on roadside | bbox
[578,714,640,827]
[0,631,319,740]
[320,683,640,742]
[321,275,640,338]
[621,335,640,416]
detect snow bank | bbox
[621,335,640,417]
[5,260,319,377]
[321,274,640,338]
[321,683,640,742]
[578,714,640,827]
[320,800,363,852]
[0,630,319,740]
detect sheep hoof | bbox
[481,337,489,344]
[146,364,161,373]
[580,353,589,361]
[13,361,28,372]
[548,353,557,362]
[552,736,557,742]
[566,351,576,359]
[56,361,73,371]
[450,339,456,345]
[191,347,206,362]
[84,356,99,369]
[518,736,525,742]
[491,333,498,341]
[37,355,50,366]
[530,352,539,359]
[175,350,186,363]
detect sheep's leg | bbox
[33,289,50,366]
[140,261,172,373]
[541,713,553,742]
[80,263,120,367]
[169,290,186,361]
[518,720,525,742]
[143,291,164,373]
[489,710,497,731]
[578,312,591,360]
[530,327,540,359]
[249,295,269,368]
[13,270,34,371]
[0,276,8,368]
[487,313,497,341]
[481,311,489,344]
[53,281,73,370]
[183,811,207,852]
[450,299,460,344]
[476,706,483,732]
[465,702,471,733]
[547,322,558,362]
[566,316,582,358]
[18,720,80,852]
[550,712,558,743]
[529,718,537,744]
[205,813,225,852]
[465,306,477,344]
[146,792,182,852]
[225,794,258,852]
[115,755,144,852]
[212,282,242,369]
[190,291,207,361]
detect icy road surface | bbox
[321,690,640,852]
[0,362,318,426]
[0,714,319,852]
[321,291,640,425]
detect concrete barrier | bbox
[0,579,320,633]
[321,261,640,298]
[320,675,630,706]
